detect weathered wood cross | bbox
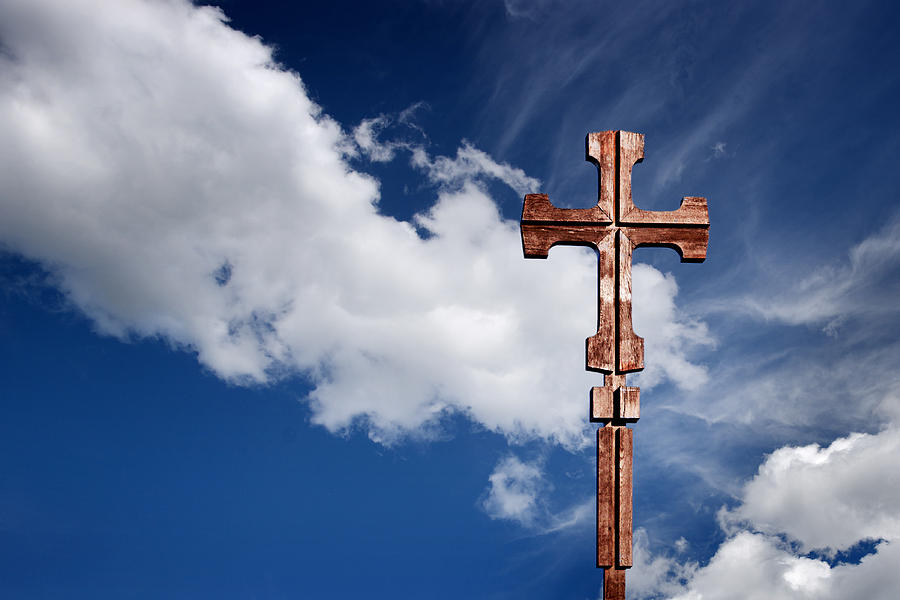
[520,131,709,600]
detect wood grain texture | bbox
[619,387,640,421]
[597,426,616,568]
[623,226,709,262]
[520,131,709,373]
[586,232,616,372]
[598,423,635,573]
[591,386,615,422]
[603,568,626,600]
[590,376,639,424]
[586,131,616,219]
[617,231,643,372]
[617,427,634,567]
[522,193,610,224]
[521,222,611,259]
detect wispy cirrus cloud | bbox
[411,142,540,197]
[481,453,594,534]
[666,214,900,437]
[639,207,900,589]
[352,112,542,197]
[617,206,900,595]
[723,216,900,334]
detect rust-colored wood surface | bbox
[617,427,633,567]
[597,426,616,568]
[604,567,626,599]
[521,131,709,600]
[597,424,635,570]
[521,130,709,373]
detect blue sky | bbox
[1,0,900,598]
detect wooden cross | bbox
[520,131,709,600]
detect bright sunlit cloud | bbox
[0,0,710,449]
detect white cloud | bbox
[541,497,594,534]
[658,215,900,444]
[626,529,697,600]
[627,216,900,599]
[631,264,713,391]
[726,428,900,553]
[352,116,399,162]
[0,0,710,448]
[726,216,900,333]
[411,142,541,198]
[349,107,429,163]
[481,455,546,526]
[668,532,833,600]
[480,454,594,533]
[646,425,900,599]
[664,533,900,600]
[351,110,540,199]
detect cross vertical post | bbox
[520,131,709,600]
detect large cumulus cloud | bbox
[0,0,710,447]
[627,425,900,599]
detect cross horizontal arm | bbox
[622,226,709,262]
[522,193,612,224]
[521,193,612,259]
[521,214,709,262]
[620,196,710,226]
[521,221,611,258]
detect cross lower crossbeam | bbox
[520,131,709,600]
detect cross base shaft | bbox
[597,424,633,568]
[604,567,626,600]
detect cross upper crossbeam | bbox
[521,130,709,376]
